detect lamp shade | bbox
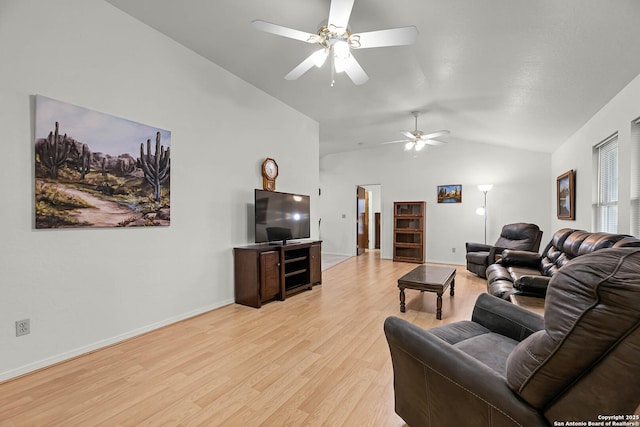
[477,184,493,192]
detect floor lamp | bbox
[476,184,493,244]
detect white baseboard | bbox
[0,299,234,383]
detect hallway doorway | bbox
[356,184,382,256]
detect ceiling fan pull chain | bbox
[331,55,336,87]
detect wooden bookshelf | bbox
[393,201,425,263]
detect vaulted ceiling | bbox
[105,0,640,156]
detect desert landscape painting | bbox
[35,95,171,229]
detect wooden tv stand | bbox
[233,240,322,308]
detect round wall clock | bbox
[261,157,278,191]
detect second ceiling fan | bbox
[252,0,418,85]
[381,112,450,151]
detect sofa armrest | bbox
[472,294,544,341]
[489,245,509,262]
[383,316,547,426]
[513,275,551,296]
[466,242,492,253]
[499,249,542,268]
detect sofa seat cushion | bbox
[455,333,519,376]
[429,320,518,376]
[429,320,489,344]
[508,266,543,283]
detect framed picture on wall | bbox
[557,170,575,220]
[35,95,171,229]
[437,184,462,203]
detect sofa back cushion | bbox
[577,232,631,255]
[505,247,640,412]
[539,228,577,276]
[554,230,590,270]
[494,223,543,252]
[614,236,640,247]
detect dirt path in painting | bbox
[52,183,142,227]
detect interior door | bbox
[375,212,381,249]
[356,186,367,255]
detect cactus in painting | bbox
[36,122,71,179]
[70,143,90,180]
[139,132,170,201]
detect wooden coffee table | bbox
[397,265,456,319]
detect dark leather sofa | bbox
[466,222,543,278]
[485,228,640,300]
[384,247,640,426]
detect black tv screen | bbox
[255,189,310,244]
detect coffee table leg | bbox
[450,278,455,296]
[399,288,406,313]
[436,293,443,320]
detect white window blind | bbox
[594,135,618,233]
[631,119,640,236]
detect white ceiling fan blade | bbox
[425,139,447,146]
[328,0,355,30]
[285,50,327,80]
[351,26,418,49]
[401,131,416,139]
[309,49,329,67]
[252,20,318,43]
[342,55,369,85]
[420,130,450,140]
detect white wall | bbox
[552,73,640,234]
[0,0,319,380]
[320,140,551,263]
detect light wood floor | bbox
[0,251,487,426]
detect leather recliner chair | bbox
[466,222,543,278]
[384,247,640,426]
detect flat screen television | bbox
[254,189,310,244]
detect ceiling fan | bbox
[252,0,418,86]
[382,111,450,151]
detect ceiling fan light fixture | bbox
[333,40,350,59]
[415,141,425,151]
[404,142,414,151]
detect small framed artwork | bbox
[557,170,575,220]
[437,185,462,203]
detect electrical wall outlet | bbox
[16,319,30,337]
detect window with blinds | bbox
[594,135,618,233]
[631,118,640,237]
